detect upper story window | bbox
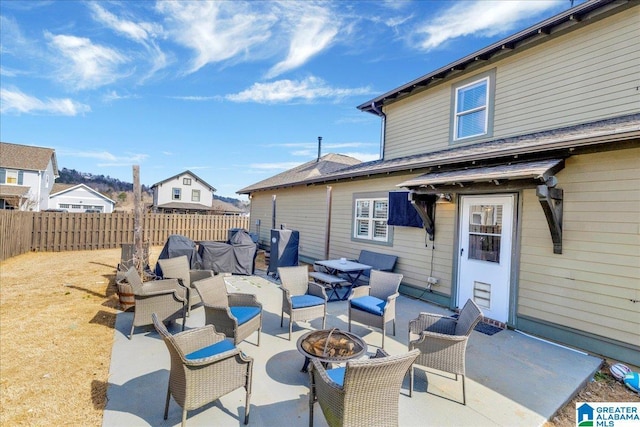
[183,178,192,185]
[191,190,200,202]
[172,188,181,200]
[451,69,496,143]
[353,197,389,242]
[4,169,19,184]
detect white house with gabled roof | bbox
[151,170,216,214]
[49,183,116,213]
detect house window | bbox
[5,170,18,184]
[71,204,82,209]
[183,178,192,185]
[353,197,389,242]
[59,204,70,208]
[172,188,181,200]
[451,69,495,142]
[192,190,200,202]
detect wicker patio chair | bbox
[124,267,187,340]
[408,298,483,405]
[278,266,328,341]
[308,348,420,427]
[157,255,214,316]
[152,313,253,426]
[348,270,403,349]
[193,275,263,346]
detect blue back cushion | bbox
[185,340,235,360]
[230,306,261,325]
[326,367,346,387]
[350,295,386,316]
[291,294,324,309]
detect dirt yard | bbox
[0,248,637,426]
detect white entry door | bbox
[457,194,515,323]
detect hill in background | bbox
[57,167,247,211]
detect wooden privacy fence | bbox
[0,211,250,261]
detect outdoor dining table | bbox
[313,258,372,301]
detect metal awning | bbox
[398,158,564,190]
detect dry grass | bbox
[0,248,636,426]
[0,247,155,426]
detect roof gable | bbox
[49,183,116,204]
[0,142,58,175]
[151,170,216,192]
[358,0,632,114]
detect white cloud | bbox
[226,76,371,104]
[266,3,339,78]
[46,32,128,90]
[88,3,168,80]
[88,3,161,43]
[103,90,138,103]
[169,95,220,102]
[414,0,563,50]
[0,87,90,115]
[59,149,149,166]
[156,1,274,74]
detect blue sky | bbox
[1,0,582,199]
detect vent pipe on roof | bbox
[317,136,322,162]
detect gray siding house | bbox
[239,0,640,366]
[0,142,59,211]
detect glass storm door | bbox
[457,194,514,323]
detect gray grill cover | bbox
[198,230,257,275]
[154,234,202,276]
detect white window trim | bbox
[172,188,181,200]
[454,76,489,141]
[191,189,200,202]
[5,169,18,185]
[353,197,389,242]
[450,69,496,144]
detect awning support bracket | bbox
[409,193,437,241]
[536,183,563,254]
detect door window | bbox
[468,204,502,263]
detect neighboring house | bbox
[0,142,59,211]
[211,199,245,216]
[240,153,362,248]
[49,183,116,213]
[239,0,640,366]
[150,170,216,214]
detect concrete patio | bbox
[104,271,602,426]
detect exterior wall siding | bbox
[247,193,272,247]
[50,187,114,213]
[155,174,212,208]
[517,148,640,347]
[246,174,457,295]
[383,8,640,160]
[21,170,41,211]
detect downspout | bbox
[324,186,332,260]
[370,102,386,159]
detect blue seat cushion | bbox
[350,295,386,316]
[326,367,345,387]
[230,306,261,325]
[185,340,235,360]
[291,294,324,309]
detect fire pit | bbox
[296,328,366,372]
